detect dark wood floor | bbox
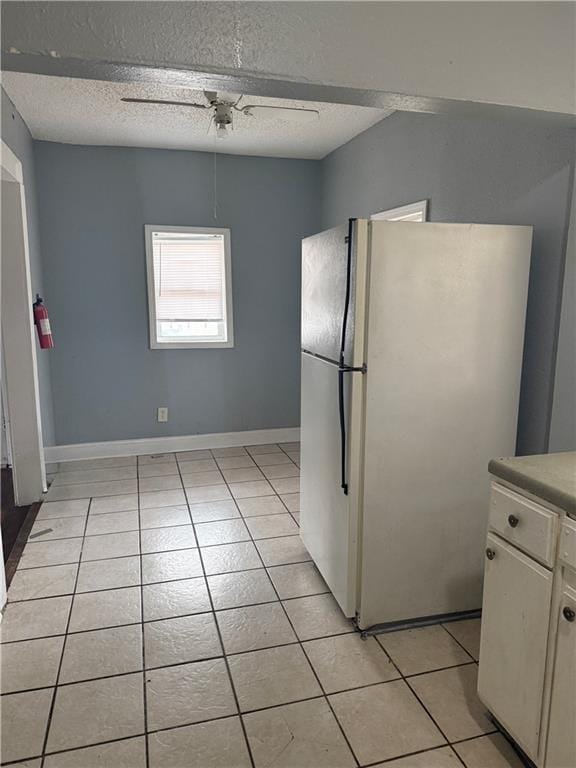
[2,467,40,586]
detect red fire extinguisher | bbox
[32,294,54,349]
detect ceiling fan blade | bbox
[241,105,319,123]
[204,91,218,104]
[121,97,208,109]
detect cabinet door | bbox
[545,588,576,768]
[478,533,554,761]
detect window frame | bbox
[371,199,428,222]
[145,224,234,350]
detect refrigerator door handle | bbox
[338,362,366,495]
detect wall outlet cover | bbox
[157,407,168,423]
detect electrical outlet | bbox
[157,407,168,423]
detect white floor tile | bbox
[442,618,482,661]
[186,485,233,504]
[329,680,445,765]
[255,535,310,566]
[0,596,72,643]
[139,505,190,529]
[143,578,211,622]
[453,733,525,768]
[148,717,251,768]
[82,531,140,561]
[282,593,354,641]
[236,495,288,517]
[178,458,219,473]
[378,625,473,676]
[201,541,262,575]
[28,516,85,541]
[215,455,256,469]
[8,563,77,601]
[144,613,222,668]
[221,467,264,483]
[76,556,141,593]
[216,602,296,654]
[138,474,183,493]
[59,624,143,683]
[0,636,64,693]
[267,562,327,599]
[45,479,138,501]
[408,665,495,742]
[35,499,90,520]
[195,518,250,547]
[303,634,399,693]
[139,489,187,509]
[19,538,82,569]
[52,466,136,486]
[188,500,240,523]
[90,494,139,514]
[245,513,298,540]
[140,525,196,554]
[85,510,139,536]
[141,549,203,584]
[228,644,321,712]
[1,688,53,763]
[244,697,355,768]
[46,673,145,753]
[139,453,176,465]
[207,569,277,611]
[182,470,225,488]
[146,658,236,730]
[69,587,141,632]
[44,737,146,768]
[229,480,275,499]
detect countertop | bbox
[489,451,576,519]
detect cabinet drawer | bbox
[489,483,558,567]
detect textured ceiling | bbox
[2,73,392,159]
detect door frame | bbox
[1,139,46,506]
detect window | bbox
[371,200,428,222]
[145,225,233,349]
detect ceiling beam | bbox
[3,51,576,129]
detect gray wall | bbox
[321,111,576,455]
[549,174,576,451]
[1,88,55,445]
[34,142,320,445]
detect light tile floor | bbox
[1,442,524,767]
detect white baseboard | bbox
[44,427,300,463]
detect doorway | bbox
[1,140,46,603]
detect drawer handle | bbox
[563,607,575,623]
[486,548,496,561]
[508,514,520,528]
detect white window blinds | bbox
[145,226,233,349]
[152,232,225,322]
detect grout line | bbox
[38,497,91,767]
[135,456,150,768]
[441,620,480,662]
[209,456,361,768]
[178,453,258,768]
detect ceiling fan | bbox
[121,91,320,139]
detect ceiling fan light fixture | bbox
[216,123,229,140]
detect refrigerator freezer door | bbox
[300,352,360,617]
[301,224,356,366]
[358,222,532,630]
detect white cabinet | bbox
[479,479,576,768]
[545,587,576,768]
[478,533,554,761]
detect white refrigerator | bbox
[300,219,532,631]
